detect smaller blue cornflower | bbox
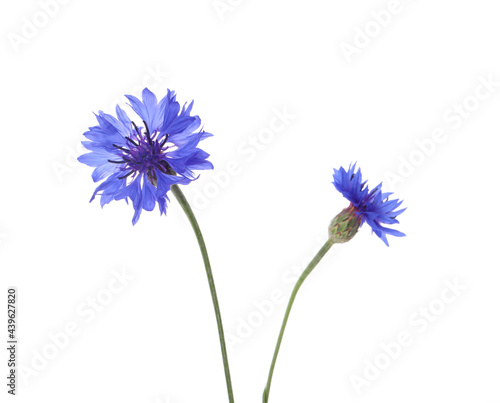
[330,163,406,246]
[78,88,213,225]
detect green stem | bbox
[171,184,234,403]
[262,238,335,403]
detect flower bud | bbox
[328,205,362,244]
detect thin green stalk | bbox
[262,238,335,403]
[171,184,234,403]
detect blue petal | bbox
[78,152,114,167]
[116,105,132,129]
[91,163,120,182]
[125,88,164,133]
[89,172,123,203]
[162,91,180,129]
[142,177,156,212]
[125,94,148,126]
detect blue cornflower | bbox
[78,88,213,225]
[331,164,406,246]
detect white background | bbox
[1,0,500,402]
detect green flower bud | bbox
[328,205,362,244]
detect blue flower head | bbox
[78,88,213,225]
[331,164,406,246]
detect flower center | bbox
[109,120,175,184]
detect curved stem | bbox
[171,184,234,403]
[262,238,335,403]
